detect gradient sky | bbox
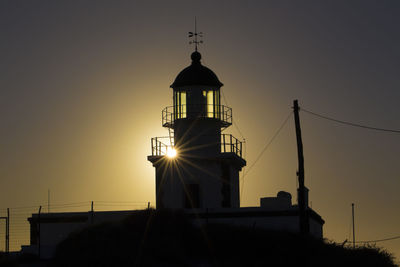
[1,0,399,260]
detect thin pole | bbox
[38,206,42,258]
[293,100,309,234]
[3,217,6,255]
[6,208,9,254]
[91,201,94,224]
[194,16,198,51]
[352,203,355,248]
[48,189,50,213]
[0,217,6,254]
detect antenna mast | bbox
[189,17,203,51]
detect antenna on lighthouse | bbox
[188,17,203,51]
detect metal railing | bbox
[162,104,232,128]
[221,134,243,158]
[150,137,174,156]
[150,134,243,158]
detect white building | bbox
[24,210,138,259]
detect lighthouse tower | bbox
[148,49,246,210]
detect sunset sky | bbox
[1,0,399,260]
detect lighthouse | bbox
[148,49,246,209]
[24,45,324,260]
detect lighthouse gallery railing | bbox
[151,134,243,158]
[162,105,232,128]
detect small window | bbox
[203,90,216,118]
[207,91,214,118]
[215,91,220,119]
[180,92,186,118]
[174,91,187,119]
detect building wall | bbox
[228,164,240,207]
[174,119,221,157]
[188,208,324,239]
[156,158,225,209]
[39,221,88,258]
[153,155,244,209]
[26,211,138,259]
[26,207,324,259]
[309,215,323,238]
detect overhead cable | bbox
[301,108,400,134]
[221,90,246,140]
[355,235,400,243]
[244,111,293,177]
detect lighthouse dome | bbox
[171,51,223,88]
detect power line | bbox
[0,201,149,210]
[94,201,148,204]
[244,111,293,176]
[220,90,246,140]
[301,108,400,134]
[355,235,400,243]
[0,202,89,210]
[240,111,292,198]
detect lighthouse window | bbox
[207,91,214,117]
[174,91,186,119]
[181,92,186,118]
[202,90,220,118]
[202,90,214,118]
[215,91,220,119]
[202,91,207,116]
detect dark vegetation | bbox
[0,252,17,267]
[0,252,42,267]
[46,209,396,267]
[1,210,394,266]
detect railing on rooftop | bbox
[162,105,232,128]
[150,134,243,158]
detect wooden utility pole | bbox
[293,100,309,234]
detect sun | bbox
[166,147,177,158]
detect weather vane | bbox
[188,17,203,51]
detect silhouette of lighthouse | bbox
[148,49,246,209]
